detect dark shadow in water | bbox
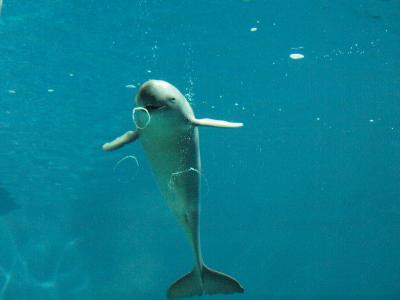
[0,185,20,216]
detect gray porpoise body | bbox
[135,80,202,261]
[103,80,244,299]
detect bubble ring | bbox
[132,107,151,129]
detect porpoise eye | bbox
[169,97,176,103]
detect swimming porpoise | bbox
[102,80,244,299]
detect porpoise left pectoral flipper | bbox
[191,118,243,128]
[102,130,140,152]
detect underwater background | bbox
[1,0,400,299]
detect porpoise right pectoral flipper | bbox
[102,130,140,152]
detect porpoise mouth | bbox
[145,104,167,112]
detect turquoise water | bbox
[1,1,399,299]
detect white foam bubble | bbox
[289,53,304,60]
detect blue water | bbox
[1,1,399,299]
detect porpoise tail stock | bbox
[102,80,244,299]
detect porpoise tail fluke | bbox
[167,265,244,299]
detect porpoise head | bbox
[133,80,195,130]
[136,80,192,115]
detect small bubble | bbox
[47,89,55,93]
[316,117,320,121]
[69,73,74,77]
[369,119,374,123]
[146,70,152,73]
[289,53,304,60]
[234,102,239,106]
[8,90,16,94]
[250,27,258,32]
[125,84,136,89]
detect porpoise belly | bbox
[140,124,201,221]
